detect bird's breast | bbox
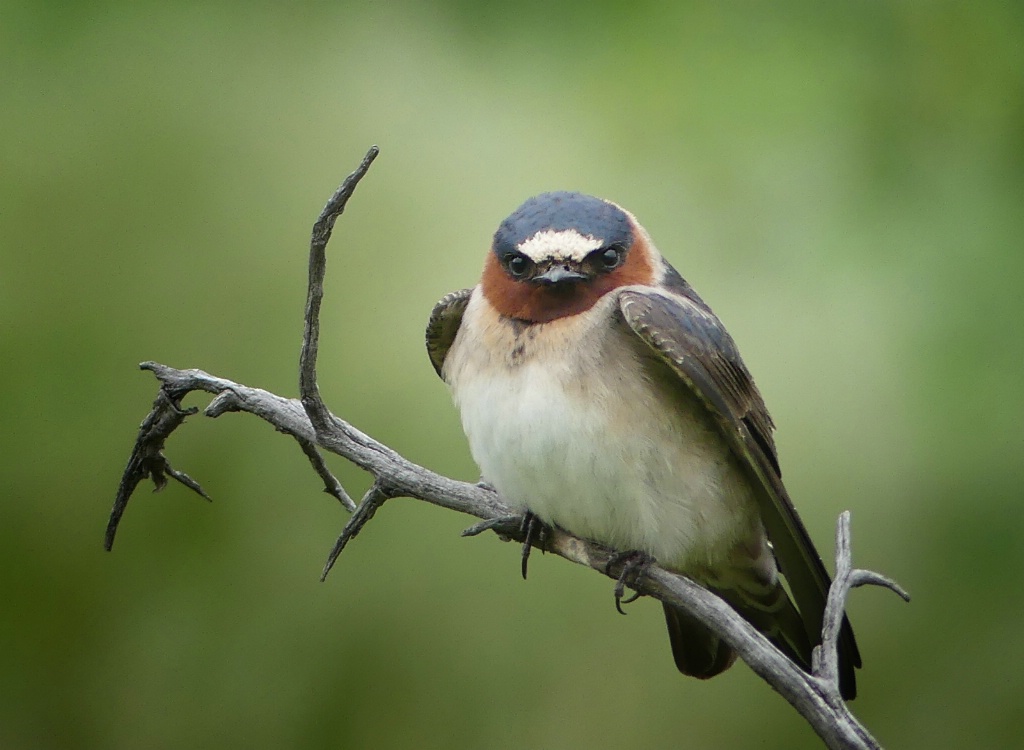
[444,290,762,575]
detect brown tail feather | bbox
[663,579,814,684]
[662,603,737,679]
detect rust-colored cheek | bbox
[608,231,656,287]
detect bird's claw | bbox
[520,511,550,580]
[605,550,654,615]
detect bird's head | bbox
[480,192,661,324]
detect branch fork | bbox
[106,147,907,750]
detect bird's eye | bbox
[598,246,622,270]
[506,254,532,279]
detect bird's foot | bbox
[461,510,551,581]
[604,550,655,615]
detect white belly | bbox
[445,293,762,575]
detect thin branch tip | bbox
[298,439,356,512]
[851,570,911,602]
[320,482,392,581]
[300,145,380,437]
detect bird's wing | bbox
[617,285,861,699]
[426,288,474,377]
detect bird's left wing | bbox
[426,288,474,377]
[617,286,860,698]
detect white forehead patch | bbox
[516,229,604,262]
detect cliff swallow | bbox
[426,191,860,698]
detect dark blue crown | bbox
[493,192,633,256]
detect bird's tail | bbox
[662,603,737,678]
[662,579,813,681]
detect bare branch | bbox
[106,388,210,551]
[300,145,379,436]
[297,440,357,512]
[107,148,908,750]
[320,480,393,581]
[207,388,355,512]
[815,512,912,698]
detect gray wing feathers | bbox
[618,288,860,699]
[426,288,473,378]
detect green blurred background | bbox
[3,2,1022,748]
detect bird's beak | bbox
[532,264,588,286]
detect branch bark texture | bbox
[107,147,908,750]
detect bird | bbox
[425,191,860,699]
